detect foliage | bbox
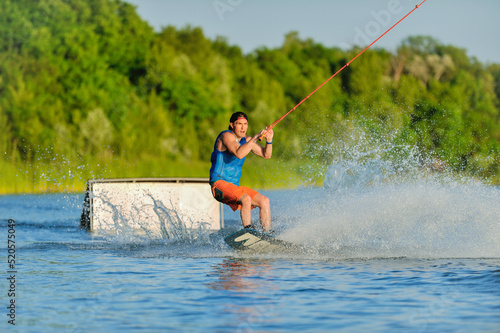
[0,0,499,193]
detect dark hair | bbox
[228,112,248,130]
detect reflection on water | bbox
[207,259,280,331]
[208,259,273,291]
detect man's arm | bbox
[251,128,273,159]
[221,131,265,159]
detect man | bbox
[209,112,274,232]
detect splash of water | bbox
[276,129,500,259]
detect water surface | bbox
[1,182,499,332]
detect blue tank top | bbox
[209,130,247,186]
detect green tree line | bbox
[1,0,499,193]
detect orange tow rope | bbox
[263,0,428,137]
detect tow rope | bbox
[262,0,428,137]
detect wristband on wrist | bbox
[266,141,273,144]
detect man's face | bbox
[231,118,248,139]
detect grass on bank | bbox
[2,152,497,195]
[0,156,322,195]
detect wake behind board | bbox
[224,228,299,253]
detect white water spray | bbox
[276,129,500,259]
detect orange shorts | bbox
[211,180,258,211]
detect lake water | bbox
[1,178,499,332]
[1,137,500,332]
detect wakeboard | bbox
[224,228,299,252]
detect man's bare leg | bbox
[252,193,271,232]
[239,193,252,228]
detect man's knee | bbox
[260,195,270,209]
[239,193,252,206]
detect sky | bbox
[124,0,500,64]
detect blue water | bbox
[1,179,500,332]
